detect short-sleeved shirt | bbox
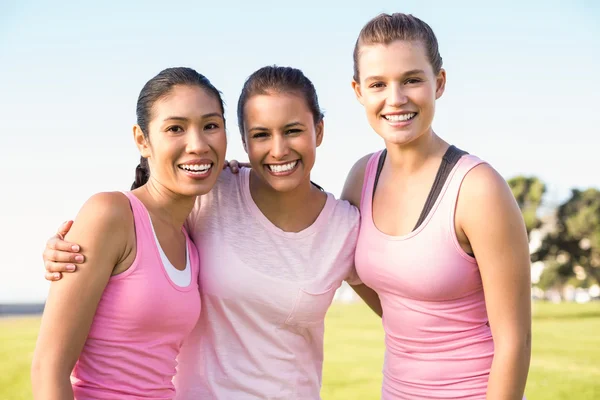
[174,168,361,399]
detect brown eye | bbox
[167,126,184,133]
[204,123,219,130]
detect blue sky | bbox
[1,0,599,303]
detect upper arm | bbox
[342,154,383,317]
[341,153,372,209]
[33,192,132,373]
[457,165,531,342]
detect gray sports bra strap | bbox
[372,145,468,232]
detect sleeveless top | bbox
[355,150,494,399]
[71,191,201,399]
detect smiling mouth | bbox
[383,113,417,122]
[177,163,213,175]
[266,160,298,174]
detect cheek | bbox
[211,132,228,159]
[244,141,264,165]
[413,87,436,108]
[364,94,383,114]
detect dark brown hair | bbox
[353,13,443,81]
[131,67,225,189]
[236,65,324,138]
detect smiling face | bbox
[242,92,323,193]
[352,40,446,146]
[135,84,227,197]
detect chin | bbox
[377,130,416,145]
[264,177,302,193]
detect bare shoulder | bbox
[341,152,375,209]
[69,192,133,245]
[76,192,132,224]
[460,163,514,205]
[457,162,522,231]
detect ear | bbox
[352,79,365,105]
[435,69,447,100]
[133,125,151,158]
[315,119,324,147]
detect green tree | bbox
[507,176,546,234]
[533,188,600,285]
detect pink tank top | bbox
[71,192,201,399]
[355,151,494,399]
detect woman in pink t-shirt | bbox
[343,13,532,399]
[41,66,381,399]
[32,67,227,399]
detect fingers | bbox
[43,246,84,265]
[47,235,81,253]
[45,259,77,273]
[223,160,230,170]
[229,160,240,174]
[45,271,63,281]
[57,220,74,240]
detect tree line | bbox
[508,177,600,291]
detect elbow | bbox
[494,328,532,360]
[30,353,45,396]
[31,350,72,398]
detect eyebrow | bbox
[248,121,305,132]
[364,69,426,82]
[163,112,222,122]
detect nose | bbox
[270,133,290,159]
[388,83,408,107]
[186,129,210,154]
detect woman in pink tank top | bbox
[31,67,227,399]
[342,13,532,399]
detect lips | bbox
[382,112,417,122]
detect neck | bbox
[384,129,448,174]
[135,179,196,229]
[248,170,325,232]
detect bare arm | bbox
[458,165,531,400]
[31,192,131,399]
[341,153,383,317]
[349,283,383,317]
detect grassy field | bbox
[2,302,599,399]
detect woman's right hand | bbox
[43,220,85,281]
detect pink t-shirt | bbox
[174,169,361,399]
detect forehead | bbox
[358,40,432,78]
[152,85,222,117]
[244,93,312,125]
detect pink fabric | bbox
[355,151,494,399]
[174,169,360,399]
[71,192,201,399]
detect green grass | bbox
[2,302,599,399]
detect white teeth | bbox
[384,113,416,122]
[268,161,298,173]
[179,163,212,173]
